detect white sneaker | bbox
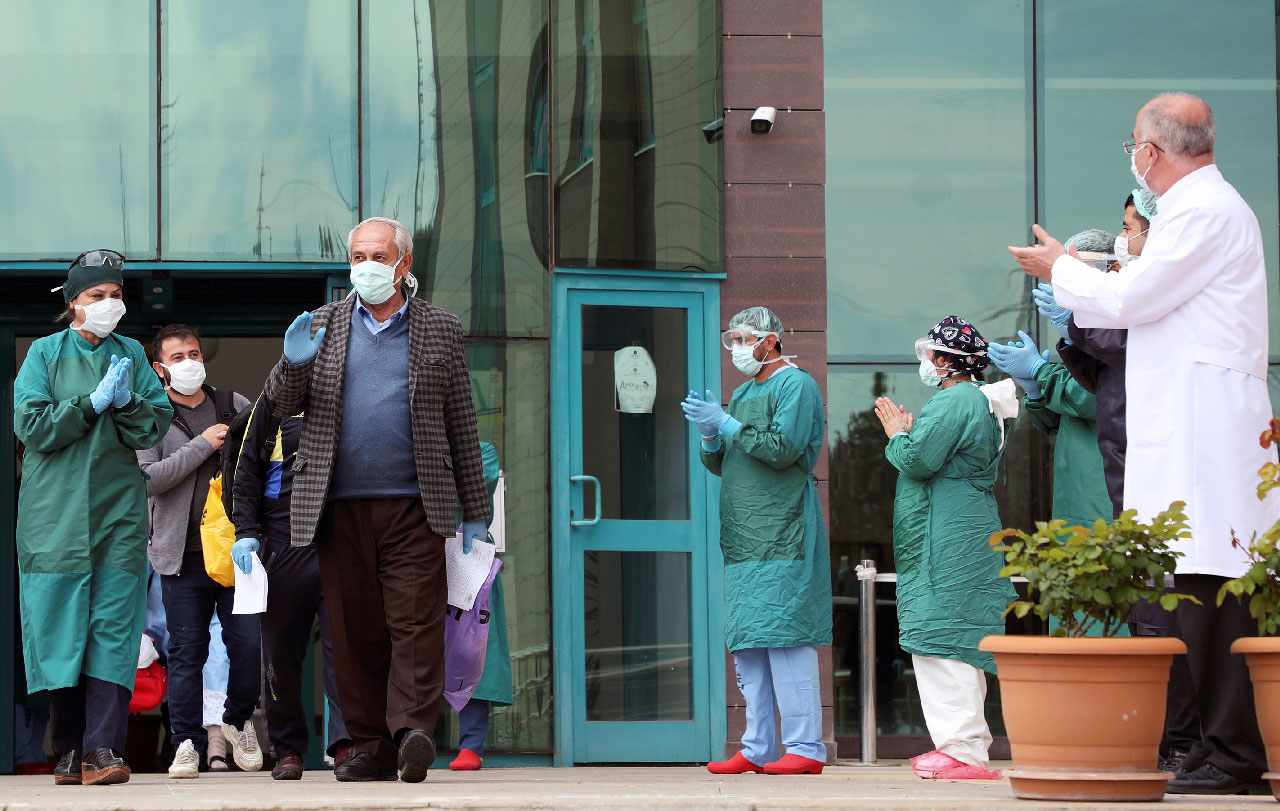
[222,721,263,772]
[168,739,199,779]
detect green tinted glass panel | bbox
[554,0,722,271]
[1042,0,1279,353]
[825,1,1032,358]
[0,3,154,259]
[160,0,357,260]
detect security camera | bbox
[751,106,777,134]
[702,117,724,144]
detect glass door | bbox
[551,274,722,764]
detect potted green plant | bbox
[1219,419,1280,801]
[979,504,1198,802]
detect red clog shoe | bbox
[932,762,1003,780]
[706,752,764,774]
[763,753,824,775]
[449,749,483,771]
[910,749,964,778]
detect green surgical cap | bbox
[61,263,124,304]
[1131,188,1159,221]
[728,306,783,336]
[1065,229,1117,253]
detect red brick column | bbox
[719,0,832,763]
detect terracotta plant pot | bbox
[980,635,1186,802]
[1232,636,1280,801]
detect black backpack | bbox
[219,397,281,518]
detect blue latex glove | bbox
[283,312,327,365]
[988,332,1049,399]
[231,538,260,574]
[88,356,123,414]
[461,520,487,555]
[681,390,742,439]
[1032,283,1074,345]
[110,355,132,408]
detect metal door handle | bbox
[570,475,602,527]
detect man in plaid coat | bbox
[262,216,490,783]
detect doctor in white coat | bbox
[1009,93,1275,797]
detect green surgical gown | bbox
[1023,362,1112,528]
[13,329,173,692]
[700,366,832,652]
[468,442,512,705]
[885,382,1014,674]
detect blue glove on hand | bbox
[110,355,132,408]
[461,520,487,555]
[681,390,741,439]
[987,331,1049,399]
[1032,283,1074,345]
[283,312,327,365]
[89,356,123,414]
[231,537,260,574]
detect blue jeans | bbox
[161,551,261,752]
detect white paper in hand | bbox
[446,533,497,611]
[232,552,269,614]
[490,471,507,553]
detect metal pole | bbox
[858,560,877,764]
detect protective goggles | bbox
[721,327,777,350]
[69,249,125,271]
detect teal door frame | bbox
[550,268,725,766]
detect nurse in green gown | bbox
[682,306,831,776]
[13,251,172,785]
[873,315,1014,781]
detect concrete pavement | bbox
[1,764,1274,810]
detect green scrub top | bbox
[885,381,1015,674]
[13,328,173,692]
[1023,362,1112,527]
[469,442,513,705]
[700,366,832,652]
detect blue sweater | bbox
[326,309,418,500]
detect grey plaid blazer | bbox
[264,295,490,546]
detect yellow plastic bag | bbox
[201,474,236,587]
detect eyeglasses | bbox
[1122,140,1163,155]
[70,249,125,271]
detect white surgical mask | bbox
[73,297,126,338]
[1114,230,1148,267]
[163,359,206,396]
[919,359,943,388]
[1130,145,1154,193]
[732,343,764,376]
[350,259,400,305]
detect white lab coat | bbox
[1052,165,1278,578]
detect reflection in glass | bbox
[554,0,723,271]
[824,1,1031,357]
[585,551,692,721]
[0,2,154,258]
[161,0,357,260]
[580,305,689,521]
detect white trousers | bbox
[911,655,992,768]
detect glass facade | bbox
[826,0,1278,742]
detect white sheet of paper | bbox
[232,552,269,614]
[445,534,496,611]
[490,472,507,553]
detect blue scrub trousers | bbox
[733,646,825,764]
[458,699,489,757]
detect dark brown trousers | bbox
[317,497,446,766]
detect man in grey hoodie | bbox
[136,324,257,779]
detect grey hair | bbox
[1139,93,1216,157]
[347,216,418,295]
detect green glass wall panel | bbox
[0,2,155,260]
[160,0,357,260]
[553,0,723,271]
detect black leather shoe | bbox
[397,729,436,783]
[1158,748,1189,774]
[81,748,130,785]
[333,752,396,782]
[54,750,81,785]
[1167,761,1268,795]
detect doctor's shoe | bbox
[53,749,82,785]
[450,749,483,770]
[334,752,396,782]
[707,752,765,774]
[931,762,1004,780]
[397,728,436,783]
[763,754,825,775]
[1167,761,1269,795]
[81,748,130,785]
[910,749,962,778]
[168,740,199,779]
[222,720,263,771]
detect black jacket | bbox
[1058,320,1127,519]
[231,394,301,544]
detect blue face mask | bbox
[350,259,400,305]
